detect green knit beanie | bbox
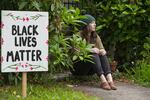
[81,14,95,25]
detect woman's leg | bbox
[91,54,111,90]
[99,55,117,90]
[91,54,104,76]
[106,73,117,90]
[72,53,104,76]
[99,55,111,76]
[71,61,92,75]
[72,54,114,90]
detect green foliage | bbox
[0,0,92,85]
[0,73,21,86]
[48,33,92,73]
[123,36,150,86]
[0,83,99,100]
[125,60,150,87]
[1,0,149,86]
[0,0,19,10]
[49,34,72,73]
[80,0,150,71]
[140,36,150,62]
[48,5,91,73]
[69,34,92,63]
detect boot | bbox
[108,82,117,90]
[100,82,111,90]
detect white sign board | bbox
[1,10,48,72]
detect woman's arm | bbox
[91,47,106,55]
[91,47,100,54]
[99,49,106,55]
[95,35,107,55]
[95,35,104,50]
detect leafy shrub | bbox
[124,36,150,86]
[127,60,150,87]
[0,0,92,85]
[80,0,150,71]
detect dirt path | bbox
[73,81,150,100]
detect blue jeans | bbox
[71,54,111,76]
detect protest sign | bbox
[1,10,48,72]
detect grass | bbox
[123,62,150,87]
[0,82,100,100]
[131,66,150,87]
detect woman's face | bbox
[88,21,96,32]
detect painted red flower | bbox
[21,65,24,68]
[30,67,33,70]
[25,64,28,67]
[46,56,49,61]
[0,38,4,45]
[45,40,49,45]
[23,18,25,21]
[16,67,18,70]
[0,22,4,29]
[26,17,29,21]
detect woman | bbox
[72,14,117,90]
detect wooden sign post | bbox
[1,10,49,98]
[22,72,27,98]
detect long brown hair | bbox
[80,25,97,44]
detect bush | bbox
[126,60,150,87]
[79,0,150,71]
[0,0,92,85]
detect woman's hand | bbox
[91,48,100,54]
[99,49,106,55]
